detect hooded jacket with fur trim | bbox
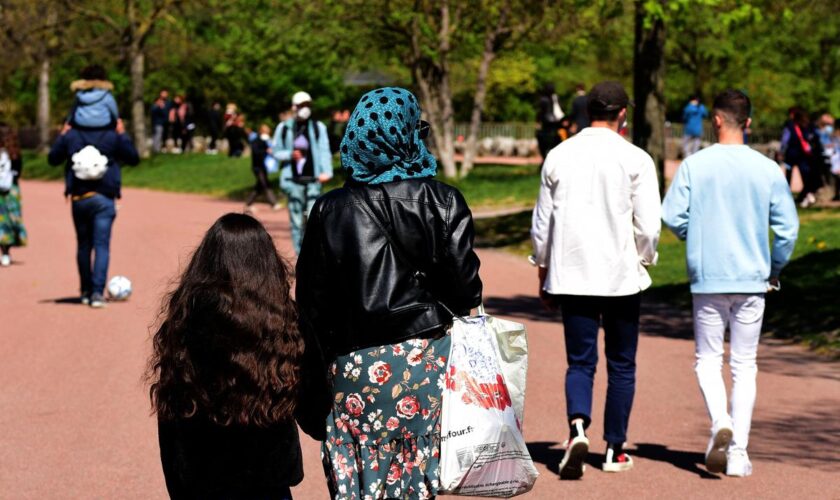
[69,79,119,129]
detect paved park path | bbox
[2,180,838,499]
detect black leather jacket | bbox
[296,178,483,360]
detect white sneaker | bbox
[602,447,634,472]
[559,420,589,480]
[800,193,817,208]
[705,422,733,473]
[0,254,10,267]
[726,449,753,477]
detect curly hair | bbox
[148,213,303,426]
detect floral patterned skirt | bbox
[0,186,27,247]
[322,334,450,500]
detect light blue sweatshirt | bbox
[662,144,799,294]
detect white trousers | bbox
[693,293,765,451]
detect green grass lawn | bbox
[22,152,540,208]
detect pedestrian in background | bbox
[536,83,565,166]
[682,93,708,158]
[67,65,119,130]
[296,87,482,499]
[245,124,281,213]
[47,118,139,308]
[531,81,661,479]
[150,90,169,153]
[206,101,223,154]
[662,89,799,477]
[272,91,332,255]
[0,123,27,267]
[148,213,329,499]
[567,83,590,134]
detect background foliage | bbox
[1,0,838,132]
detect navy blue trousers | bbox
[71,194,116,296]
[559,293,641,444]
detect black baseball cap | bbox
[588,81,632,113]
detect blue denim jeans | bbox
[286,181,321,255]
[71,194,116,296]
[559,293,641,444]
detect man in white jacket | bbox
[531,81,661,479]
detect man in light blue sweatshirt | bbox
[662,89,798,478]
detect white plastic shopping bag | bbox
[478,305,529,424]
[439,314,538,497]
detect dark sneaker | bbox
[90,293,106,309]
[81,294,91,306]
[559,420,589,480]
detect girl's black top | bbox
[158,416,302,499]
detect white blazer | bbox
[531,127,661,297]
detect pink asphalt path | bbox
[2,180,838,499]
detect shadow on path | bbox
[528,441,720,479]
[39,297,85,305]
[750,405,840,471]
[484,295,559,323]
[632,443,720,479]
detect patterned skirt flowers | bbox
[322,334,450,500]
[0,186,27,247]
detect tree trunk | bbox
[36,57,51,153]
[632,1,667,194]
[460,28,499,177]
[435,1,457,179]
[129,44,149,158]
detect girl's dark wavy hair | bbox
[148,213,303,426]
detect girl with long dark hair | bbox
[148,213,328,499]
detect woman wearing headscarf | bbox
[296,87,482,499]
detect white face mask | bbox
[296,107,312,121]
[260,133,270,141]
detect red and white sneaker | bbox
[559,421,589,480]
[603,446,634,472]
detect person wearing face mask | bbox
[272,91,333,255]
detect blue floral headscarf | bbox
[340,87,437,184]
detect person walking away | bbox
[536,83,565,167]
[0,124,27,267]
[682,94,708,158]
[148,213,330,499]
[245,124,281,213]
[779,107,821,207]
[567,83,590,135]
[169,95,184,154]
[296,87,483,499]
[67,65,119,130]
[47,118,139,308]
[206,102,223,154]
[150,91,169,154]
[272,91,332,255]
[829,118,840,201]
[662,89,799,477]
[177,95,196,153]
[225,115,247,158]
[531,81,661,479]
